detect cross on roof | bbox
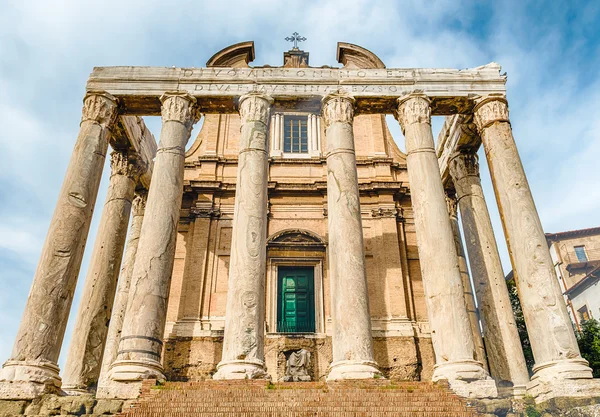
[285,32,306,49]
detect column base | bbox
[433,359,498,399]
[96,359,164,399]
[527,358,600,402]
[0,360,62,399]
[497,383,527,398]
[107,359,165,384]
[213,359,270,380]
[96,380,143,399]
[326,360,383,381]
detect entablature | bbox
[87,63,506,116]
[436,114,481,187]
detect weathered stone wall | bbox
[162,335,435,383]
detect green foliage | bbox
[266,381,275,390]
[525,404,542,417]
[576,318,600,378]
[506,278,535,374]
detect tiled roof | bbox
[545,226,600,241]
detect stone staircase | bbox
[117,379,482,417]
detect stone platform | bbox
[1,379,600,416]
[117,379,480,417]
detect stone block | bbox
[0,400,28,416]
[92,399,123,415]
[565,405,600,417]
[58,396,95,415]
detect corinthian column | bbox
[0,92,117,399]
[106,92,199,398]
[322,93,381,381]
[97,191,147,396]
[445,191,488,372]
[474,96,594,399]
[213,92,272,380]
[448,150,529,393]
[395,93,495,398]
[62,150,143,394]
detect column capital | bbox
[238,92,274,125]
[109,151,144,182]
[394,93,431,133]
[473,96,509,131]
[160,91,200,125]
[81,91,118,128]
[131,190,148,216]
[448,151,480,182]
[321,92,355,128]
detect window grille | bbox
[283,115,308,153]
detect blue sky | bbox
[1,0,599,369]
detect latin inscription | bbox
[188,83,404,95]
[179,68,413,80]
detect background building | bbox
[546,227,600,329]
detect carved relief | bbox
[190,205,221,218]
[395,94,431,132]
[448,152,480,181]
[370,207,398,218]
[131,191,147,216]
[238,92,273,125]
[160,92,199,125]
[109,151,143,181]
[321,93,355,128]
[283,349,312,382]
[473,97,509,131]
[445,192,458,218]
[81,91,118,127]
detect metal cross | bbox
[285,32,306,49]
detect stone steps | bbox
[116,379,482,417]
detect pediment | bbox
[268,229,325,245]
[206,41,255,68]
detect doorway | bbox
[277,266,315,333]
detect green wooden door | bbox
[277,267,315,333]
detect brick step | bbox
[117,380,482,417]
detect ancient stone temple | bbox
[1,40,599,415]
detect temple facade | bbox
[1,41,599,406]
[161,63,428,384]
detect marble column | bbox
[474,96,593,396]
[106,92,199,397]
[448,150,529,393]
[97,191,147,395]
[213,92,273,380]
[322,92,381,381]
[445,191,489,372]
[63,150,143,394]
[0,92,117,399]
[395,93,495,398]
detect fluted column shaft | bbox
[395,94,491,389]
[449,150,529,391]
[96,191,146,394]
[63,151,142,393]
[322,93,381,381]
[107,93,198,394]
[0,92,117,399]
[213,92,273,380]
[445,192,488,371]
[474,97,592,386]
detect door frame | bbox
[266,257,325,335]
